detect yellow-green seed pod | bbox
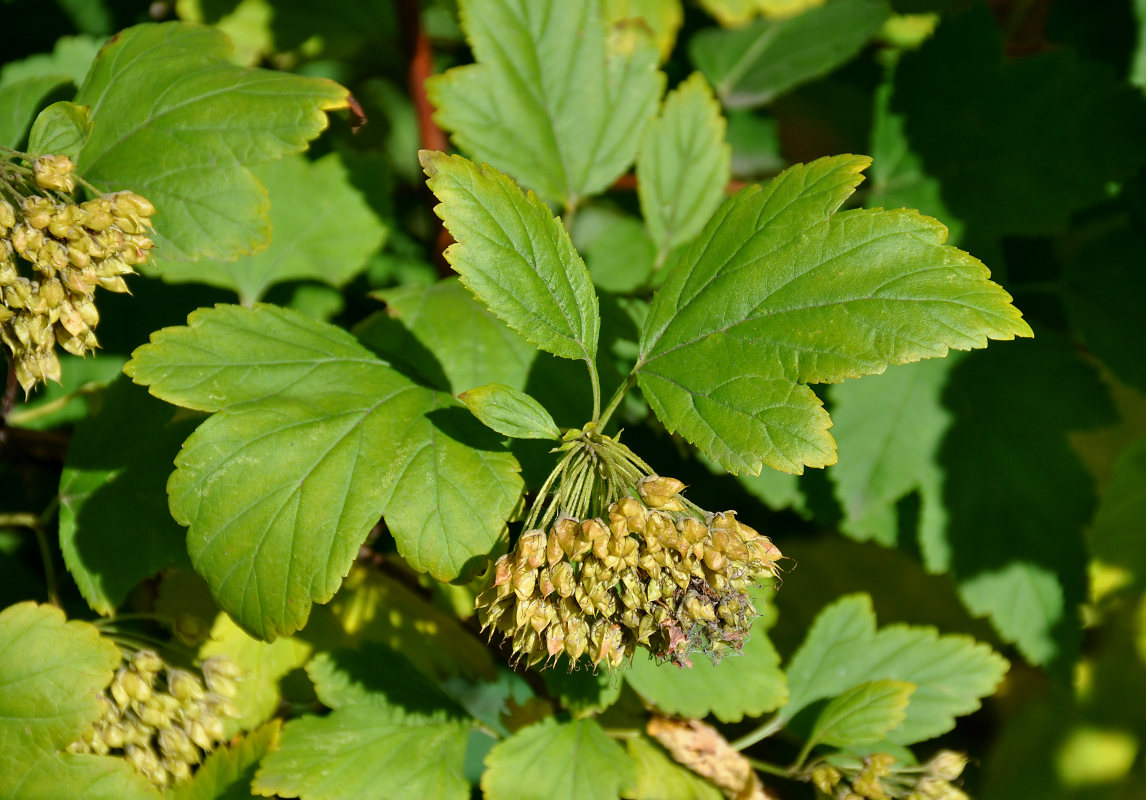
[638,475,686,510]
[852,772,887,799]
[926,751,967,782]
[168,670,205,702]
[164,757,192,782]
[811,765,842,793]
[0,199,15,232]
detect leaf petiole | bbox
[595,370,638,430]
[730,713,784,750]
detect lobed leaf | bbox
[637,155,1031,475]
[155,153,386,303]
[73,23,348,261]
[690,0,889,108]
[253,705,471,800]
[2,753,159,800]
[421,151,600,364]
[482,717,636,800]
[808,679,915,748]
[128,305,521,639]
[427,0,664,206]
[779,594,1008,745]
[637,72,731,252]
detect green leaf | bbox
[360,278,538,394]
[306,642,467,715]
[73,22,348,261]
[421,151,600,364]
[0,34,103,87]
[828,357,955,545]
[154,154,386,303]
[541,668,623,715]
[637,72,730,252]
[170,722,280,800]
[636,155,1031,475]
[778,594,1008,744]
[2,752,159,800]
[482,717,636,800]
[808,679,915,748]
[0,603,120,758]
[253,705,472,800]
[58,378,199,616]
[0,76,68,147]
[460,383,562,440]
[690,0,890,109]
[892,7,1146,234]
[623,737,722,800]
[27,101,90,158]
[605,0,684,62]
[933,334,1116,667]
[127,305,522,638]
[576,210,657,294]
[199,613,312,733]
[625,616,787,722]
[427,0,664,206]
[1090,435,1146,590]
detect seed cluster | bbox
[812,750,969,800]
[67,649,240,789]
[476,476,782,669]
[1,154,154,391]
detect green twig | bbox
[731,713,784,750]
[746,756,793,778]
[587,357,601,422]
[5,381,103,425]
[596,371,638,430]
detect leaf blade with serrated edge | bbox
[73,23,348,261]
[482,717,636,800]
[421,151,600,364]
[808,679,915,748]
[624,736,723,800]
[636,155,1031,475]
[777,594,1008,745]
[129,305,521,639]
[460,383,562,440]
[253,705,471,800]
[638,72,730,252]
[170,721,280,800]
[427,0,663,206]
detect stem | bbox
[5,381,103,425]
[746,757,793,778]
[790,737,818,773]
[1,498,61,607]
[731,713,785,750]
[596,371,638,431]
[563,196,579,235]
[586,357,601,422]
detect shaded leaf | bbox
[623,736,723,800]
[808,679,915,748]
[690,0,890,108]
[306,642,467,717]
[427,0,664,206]
[73,23,348,260]
[482,717,636,800]
[58,378,199,616]
[155,154,386,303]
[170,722,280,800]
[541,668,623,715]
[779,594,1008,744]
[577,211,657,294]
[0,76,68,147]
[0,34,103,87]
[361,278,537,393]
[625,617,787,722]
[460,383,562,440]
[128,305,521,638]
[421,151,600,364]
[1090,435,1146,590]
[253,705,471,800]
[637,155,1031,475]
[638,72,731,252]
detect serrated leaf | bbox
[73,22,348,261]
[541,668,623,715]
[360,278,538,393]
[637,73,730,252]
[690,0,890,109]
[482,717,636,800]
[1,752,160,800]
[0,35,103,87]
[58,378,198,616]
[306,642,467,716]
[605,0,684,62]
[625,617,786,722]
[27,100,90,158]
[636,154,1031,475]
[1091,435,1146,589]
[154,153,386,303]
[253,705,471,800]
[427,0,664,206]
[0,76,68,147]
[0,603,120,758]
[421,151,600,364]
[623,736,723,800]
[933,334,1115,666]
[892,7,1146,234]
[778,594,1007,744]
[808,679,915,748]
[128,305,522,639]
[577,211,656,293]
[200,613,311,733]
[460,383,561,440]
[170,722,280,800]
[699,0,828,26]
[828,357,955,545]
